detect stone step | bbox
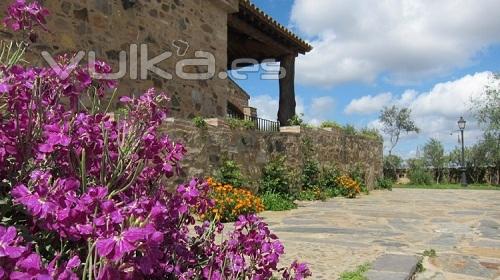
[366,254,421,280]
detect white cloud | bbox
[250,95,333,125]
[345,92,392,115]
[249,95,279,121]
[357,72,496,154]
[310,96,335,118]
[291,0,500,87]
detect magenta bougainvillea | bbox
[0,1,311,279]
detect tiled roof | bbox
[239,0,312,53]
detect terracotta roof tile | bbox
[239,0,312,53]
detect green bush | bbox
[301,159,321,190]
[260,156,291,196]
[214,160,246,188]
[287,114,305,126]
[192,116,207,129]
[408,161,433,185]
[226,118,256,130]
[320,165,341,196]
[359,127,383,141]
[300,137,321,190]
[260,193,297,211]
[320,120,342,129]
[343,124,358,135]
[376,177,393,190]
[296,187,327,201]
[349,165,369,194]
[324,187,341,198]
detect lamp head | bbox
[458,116,466,130]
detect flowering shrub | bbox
[206,177,264,222]
[3,0,48,42]
[0,1,310,279]
[336,175,361,198]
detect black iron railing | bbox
[244,115,280,132]
[226,113,280,132]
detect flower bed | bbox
[336,175,362,198]
[205,177,264,222]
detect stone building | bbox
[0,0,311,125]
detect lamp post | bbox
[458,117,467,187]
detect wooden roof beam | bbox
[228,15,297,57]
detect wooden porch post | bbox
[278,54,296,126]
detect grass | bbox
[394,184,500,190]
[339,263,370,280]
[422,249,437,257]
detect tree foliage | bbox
[407,159,433,185]
[470,73,500,184]
[423,138,446,183]
[449,136,499,184]
[474,74,500,137]
[379,105,420,155]
[383,154,403,181]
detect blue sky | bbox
[234,0,500,158]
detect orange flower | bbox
[203,178,264,223]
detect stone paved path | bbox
[258,189,500,279]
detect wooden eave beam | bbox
[228,15,297,57]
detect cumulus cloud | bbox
[249,95,279,121]
[362,72,496,154]
[310,96,335,118]
[291,0,500,87]
[250,95,333,125]
[345,92,393,115]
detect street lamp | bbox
[457,117,467,186]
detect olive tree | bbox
[379,105,420,155]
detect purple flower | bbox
[0,81,11,93]
[94,200,124,226]
[0,1,312,276]
[231,254,245,272]
[47,255,80,280]
[0,226,25,258]
[3,0,49,34]
[38,124,72,153]
[12,184,55,219]
[283,261,312,280]
[96,228,146,261]
[10,253,50,280]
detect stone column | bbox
[278,54,296,125]
[243,106,257,118]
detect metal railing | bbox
[244,115,280,132]
[226,113,280,132]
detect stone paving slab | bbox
[258,189,500,279]
[366,270,413,280]
[370,254,420,273]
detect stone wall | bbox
[227,78,250,113]
[164,118,383,190]
[0,0,243,119]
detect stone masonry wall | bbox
[227,78,250,113]
[163,118,383,191]
[0,0,241,119]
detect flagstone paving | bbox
[258,189,500,279]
